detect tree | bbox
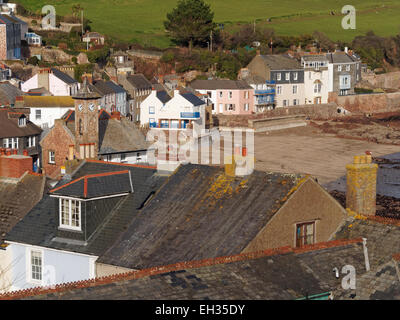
[164,0,216,51]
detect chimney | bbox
[82,73,93,84]
[345,47,348,54]
[346,155,378,215]
[0,154,32,179]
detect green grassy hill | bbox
[15,0,400,48]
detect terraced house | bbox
[243,52,305,108]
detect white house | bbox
[301,54,330,105]
[15,96,75,129]
[140,89,206,136]
[21,68,79,96]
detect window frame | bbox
[285,72,290,81]
[59,198,82,231]
[276,73,281,81]
[295,221,316,248]
[35,109,41,120]
[149,106,155,114]
[27,248,44,285]
[49,150,55,164]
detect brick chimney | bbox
[346,155,378,215]
[0,154,32,179]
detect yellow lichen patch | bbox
[203,173,235,207]
[235,179,248,193]
[348,224,353,228]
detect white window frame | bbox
[27,248,44,285]
[49,150,55,164]
[338,65,342,72]
[18,117,26,127]
[293,85,297,94]
[276,85,282,95]
[244,103,249,111]
[346,64,351,71]
[285,72,290,81]
[293,72,298,81]
[120,153,127,163]
[276,73,281,81]
[229,91,233,99]
[149,106,155,114]
[59,198,82,231]
[28,136,35,148]
[35,109,41,120]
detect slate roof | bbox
[5,161,167,256]
[98,164,306,269]
[334,216,400,270]
[302,54,329,62]
[180,92,205,106]
[0,174,44,242]
[326,52,359,64]
[50,170,133,199]
[92,80,126,96]
[14,240,367,300]
[190,79,253,90]
[155,90,171,104]
[61,109,149,154]
[0,108,42,138]
[259,54,302,70]
[126,74,152,90]
[0,83,23,106]
[50,68,77,85]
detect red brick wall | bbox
[40,120,75,179]
[0,155,32,178]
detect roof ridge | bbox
[0,238,363,300]
[85,159,156,169]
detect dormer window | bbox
[18,116,26,127]
[59,198,81,231]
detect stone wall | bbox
[360,71,400,90]
[214,103,344,127]
[329,92,400,113]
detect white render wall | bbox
[304,69,330,105]
[30,107,73,129]
[21,73,79,96]
[6,242,97,292]
[274,83,305,107]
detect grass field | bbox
[14,0,400,48]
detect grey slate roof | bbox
[50,171,133,199]
[126,74,152,90]
[23,241,367,300]
[51,68,77,85]
[326,52,359,64]
[98,164,305,269]
[180,92,205,106]
[259,54,302,70]
[5,161,168,257]
[334,217,400,270]
[92,80,126,96]
[0,108,42,138]
[155,90,171,104]
[0,83,23,105]
[190,79,253,90]
[0,174,44,242]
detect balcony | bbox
[256,96,274,105]
[255,89,275,95]
[180,112,200,119]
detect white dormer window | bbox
[276,73,281,81]
[294,72,298,81]
[285,73,290,81]
[346,64,351,71]
[18,117,26,127]
[59,198,81,231]
[338,65,342,72]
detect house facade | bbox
[326,50,362,96]
[21,68,79,97]
[25,32,41,46]
[0,14,21,60]
[140,89,206,135]
[15,96,75,129]
[0,108,42,171]
[301,54,330,105]
[189,79,254,115]
[244,53,305,108]
[90,80,128,116]
[117,74,152,122]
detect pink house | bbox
[190,79,254,115]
